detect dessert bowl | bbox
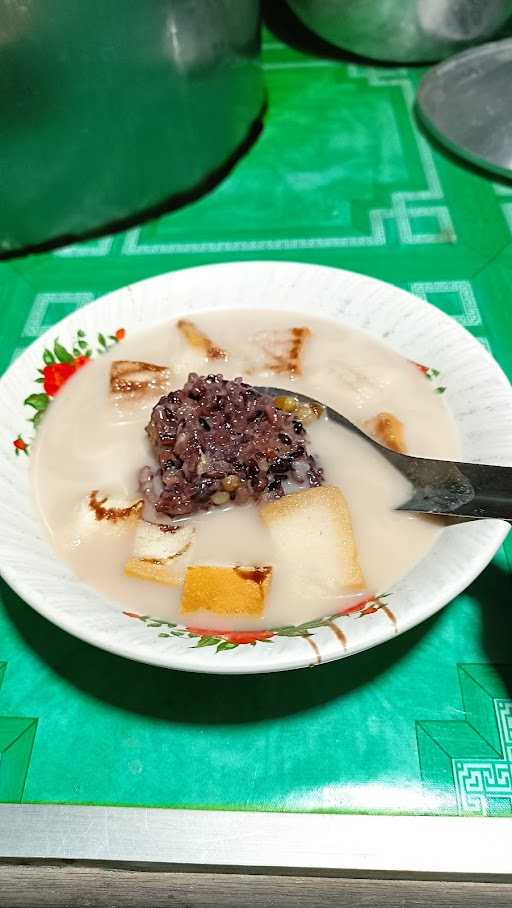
[0,261,510,674]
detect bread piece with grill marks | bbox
[124,520,195,586]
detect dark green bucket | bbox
[0,0,263,254]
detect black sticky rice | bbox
[140,373,324,517]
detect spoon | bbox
[257,386,512,522]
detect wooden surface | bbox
[1,865,512,907]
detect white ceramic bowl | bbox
[1,261,510,673]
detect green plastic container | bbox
[0,0,263,254]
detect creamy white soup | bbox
[31,310,460,630]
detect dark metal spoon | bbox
[257,386,512,522]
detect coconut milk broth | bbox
[31,310,461,630]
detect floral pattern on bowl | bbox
[13,328,126,454]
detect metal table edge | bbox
[0,805,510,877]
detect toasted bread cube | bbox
[365,411,406,454]
[180,565,272,617]
[110,360,174,421]
[176,319,226,360]
[245,326,311,377]
[260,486,365,598]
[77,491,143,538]
[110,360,173,400]
[124,520,195,587]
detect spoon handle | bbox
[395,458,512,522]
[255,387,512,523]
[321,404,512,521]
[325,404,512,521]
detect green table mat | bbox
[1,30,512,818]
